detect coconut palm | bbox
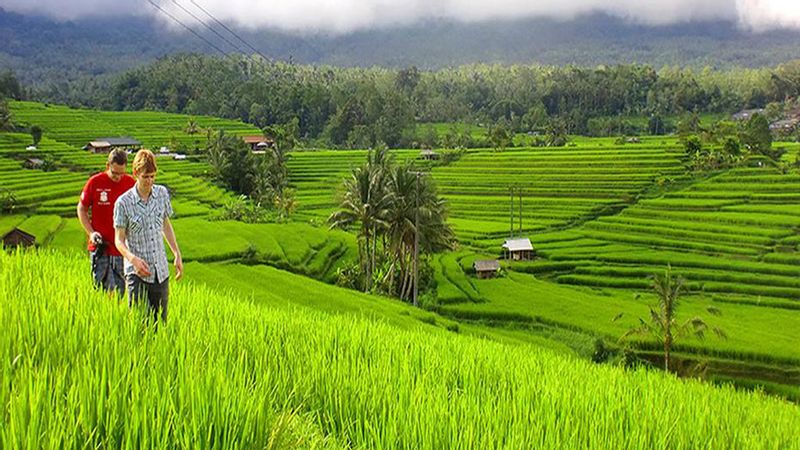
[620,266,725,372]
[329,164,390,292]
[383,164,454,300]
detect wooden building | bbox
[731,109,764,121]
[502,238,535,261]
[23,158,44,169]
[242,135,275,151]
[420,149,439,161]
[473,259,500,279]
[84,137,142,154]
[2,228,36,249]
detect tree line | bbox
[15,57,800,148]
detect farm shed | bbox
[242,135,275,151]
[420,149,439,160]
[85,137,142,154]
[2,228,36,249]
[23,158,44,169]
[502,238,535,261]
[731,109,764,121]
[473,259,500,279]
[769,119,799,133]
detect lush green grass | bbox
[2,250,799,448]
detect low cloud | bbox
[2,0,799,33]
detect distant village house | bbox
[731,109,764,121]
[769,118,799,134]
[473,259,500,279]
[83,137,142,154]
[23,158,44,170]
[502,238,535,261]
[242,135,275,152]
[420,149,439,161]
[2,228,36,249]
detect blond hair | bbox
[132,149,157,175]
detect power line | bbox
[187,0,271,61]
[171,0,245,54]
[147,0,230,56]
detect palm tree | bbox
[383,164,454,300]
[620,266,724,372]
[184,118,199,135]
[328,164,390,292]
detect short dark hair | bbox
[108,148,128,166]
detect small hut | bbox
[731,109,764,121]
[473,259,500,279]
[242,136,275,151]
[420,148,439,160]
[84,137,142,154]
[502,238,534,261]
[2,228,36,249]
[23,158,44,169]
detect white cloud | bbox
[1,0,798,33]
[736,0,800,31]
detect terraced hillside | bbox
[287,149,427,221]
[9,101,258,149]
[527,164,800,303]
[430,141,686,246]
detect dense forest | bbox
[19,55,799,148]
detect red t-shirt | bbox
[80,172,136,255]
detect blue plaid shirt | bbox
[113,184,174,284]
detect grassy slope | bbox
[2,250,799,448]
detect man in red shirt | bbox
[77,148,136,296]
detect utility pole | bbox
[519,188,522,236]
[509,186,514,238]
[413,171,421,307]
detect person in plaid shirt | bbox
[114,149,183,323]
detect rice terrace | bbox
[2,1,800,447]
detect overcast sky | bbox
[2,0,799,33]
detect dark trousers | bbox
[126,273,169,323]
[91,254,125,298]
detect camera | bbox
[91,234,106,258]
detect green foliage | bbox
[544,118,569,147]
[30,53,800,147]
[204,129,256,195]
[488,120,512,151]
[648,114,665,135]
[329,148,453,300]
[722,136,741,156]
[682,135,702,154]
[740,113,773,157]
[218,195,273,223]
[29,124,42,146]
[0,99,13,132]
[0,188,17,213]
[620,266,725,372]
[0,70,23,99]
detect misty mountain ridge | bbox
[3,7,800,87]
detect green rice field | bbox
[1,100,799,411]
[2,250,798,448]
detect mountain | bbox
[3,7,800,86]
